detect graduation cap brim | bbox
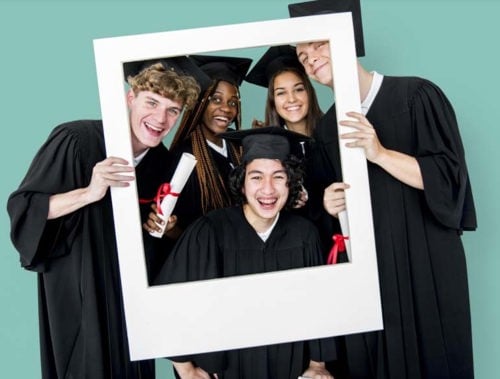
[190,55,253,87]
[220,126,311,162]
[288,0,365,57]
[123,56,212,90]
[245,45,305,88]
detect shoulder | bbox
[382,76,447,103]
[48,119,103,143]
[170,137,194,158]
[205,206,239,223]
[279,211,318,233]
[313,104,337,140]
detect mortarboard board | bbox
[190,55,253,88]
[245,45,306,88]
[220,126,311,163]
[122,56,212,90]
[288,0,365,57]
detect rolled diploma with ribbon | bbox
[338,210,351,256]
[149,152,197,238]
[326,209,351,264]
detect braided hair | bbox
[171,79,242,214]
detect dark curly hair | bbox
[229,155,305,209]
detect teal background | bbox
[1,0,497,377]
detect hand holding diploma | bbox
[146,152,197,238]
[323,182,351,263]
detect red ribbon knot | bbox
[327,234,349,265]
[139,182,179,215]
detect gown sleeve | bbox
[7,123,87,272]
[154,215,223,284]
[412,79,477,231]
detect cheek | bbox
[274,97,285,108]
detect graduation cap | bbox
[288,0,365,57]
[245,45,305,88]
[123,56,212,90]
[190,55,253,87]
[220,126,311,163]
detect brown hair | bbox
[264,67,323,136]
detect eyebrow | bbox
[274,82,305,91]
[247,169,287,175]
[213,90,239,99]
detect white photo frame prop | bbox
[93,13,382,361]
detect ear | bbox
[241,175,246,196]
[126,88,136,108]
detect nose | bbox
[309,54,319,65]
[153,107,167,124]
[261,176,275,194]
[219,101,232,113]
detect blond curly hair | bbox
[127,63,200,110]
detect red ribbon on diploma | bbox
[139,183,179,216]
[327,234,349,264]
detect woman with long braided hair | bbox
[148,55,253,237]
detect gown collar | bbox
[361,71,384,115]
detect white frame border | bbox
[93,13,382,360]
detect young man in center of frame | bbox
[155,127,335,379]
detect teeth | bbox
[215,116,229,122]
[259,199,277,205]
[146,123,162,132]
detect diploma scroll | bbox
[338,210,351,258]
[150,152,197,238]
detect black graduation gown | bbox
[170,137,238,230]
[294,135,342,261]
[312,76,477,378]
[155,207,335,379]
[7,120,172,379]
[137,141,177,284]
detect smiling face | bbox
[242,158,289,232]
[127,89,184,156]
[201,80,239,145]
[272,70,309,132]
[296,40,333,87]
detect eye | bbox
[275,90,285,97]
[228,99,238,108]
[167,108,180,117]
[273,174,286,181]
[146,100,157,107]
[209,96,223,105]
[295,85,306,93]
[315,41,326,49]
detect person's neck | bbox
[357,62,374,103]
[202,125,223,147]
[243,205,276,233]
[132,140,147,158]
[328,61,374,103]
[285,120,308,136]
